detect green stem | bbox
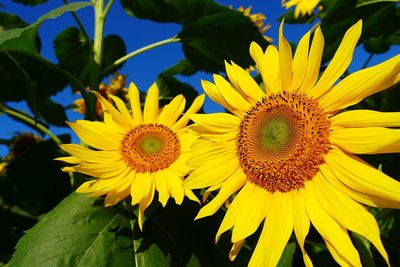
[103,0,115,18]
[100,36,180,77]
[63,0,94,56]
[93,0,105,66]
[362,53,374,69]
[0,103,62,145]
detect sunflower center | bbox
[236,91,330,193]
[120,124,180,173]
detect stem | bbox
[362,53,374,69]
[0,103,62,145]
[103,0,115,18]
[63,0,94,56]
[93,0,105,66]
[100,36,180,77]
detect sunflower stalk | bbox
[100,36,181,77]
[0,103,62,145]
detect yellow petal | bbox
[143,82,159,123]
[263,45,281,94]
[169,174,185,205]
[307,20,362,99]
[187,141,235,169]
[292,30,311,91]
[183,153,239,189]
[178,131,198,152]
[108,95,135,128]
[213,74,251,113]
[231,183,270,243]
[184,189,200,204]
[68,121,122,151]
[138,176,155,231]
[248,220,267,267]
[301,27,324,93]
[71,161,127,179]
[190,113,240,132]
[330,127,400,154]
[128,82,143,124]
[104,187,129,207]
[92,91,131,131]
[331,110,400,128]
[229,61,265,103]
[279,21,293,92]
[59,144,121,163]
[196,168,246,220]
[314,172,389,265]
[229,240,245,261]
[320,163,400,208]
[304,181,362,266]
[130,172,152,206]
[56,156,80,164]
[261,191,294,267]
[324,149,400,207]
[154,170,169,207]
[319,54,400,112]
[292,190,313,267]
[173,94,205,131]
[158,94,185,127]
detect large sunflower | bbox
[183,20,400,266]
[58,82,204,229]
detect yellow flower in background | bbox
[282,0,320,18]
[183,20,400,266]
[73,73,128,118]
[236,6,272,42]
[58,82,205,229]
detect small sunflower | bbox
[282,0,320,18]
[183,20,400,266]
[236,5,272,42]
[58,82,204,229]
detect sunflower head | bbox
[184,20,400,266]
[58,81,204,230]
[282,0,321,18]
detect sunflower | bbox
[57,82,204,229]
[282,0,320,18]
[183,20,400,266]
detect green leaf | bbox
[162,59,197,76]
[179,12,267,73]
[34,98,68,126]
[0,52,68,102]
[277,242,296,267]
[8,193,142,267]
[120,0,178,23]
[0,2,93,52]
[352,232,375,267]
[0,11,29,29]
[5,138,71,216]
[157,74,199,110]
[102,34,127,75]
[12,0,48,6]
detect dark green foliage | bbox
[12,0,48,6]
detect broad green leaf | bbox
[157,74,199,110]
[0,2,93,52]
[12,0,48,6]
[179,12,267,73]
[0,52,68,102]
[34,98,68,126]
[54,27,126,86]
[9,193,227,266]
[4,138,71,216]
[120,0,178,23]
[162,59,197,76]
[0,11,29,29]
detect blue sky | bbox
[0,0,399,156]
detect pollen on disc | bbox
[236,91,330,193]
[120,124,180,172]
